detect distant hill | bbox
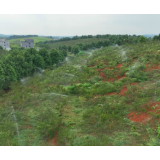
[0,34,13,38]
[39,35,73,38]
[143,34,156,38]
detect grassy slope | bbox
[40,38,109,50]
[2,41,160,145]
[9,37,52,48]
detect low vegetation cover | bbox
[1,37,160,146]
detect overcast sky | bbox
[0,14,160,36]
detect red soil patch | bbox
[48,131,58,146]
[27,125,32,129]
[106,92,117,96]
[99,71,106,81]
[120,86,128,96]
[117,63,123,69]
[107,78,114,82]
[115,75,127,81]
[120,83,139,96]
[145,64,160,71]
[127,111,150,124]
[127,101,160,125]
[94,95,101,98]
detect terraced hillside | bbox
[1,41,160,146]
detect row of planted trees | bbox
[58,36,148,54]
[0,48,66,90]
[36,34,143,49]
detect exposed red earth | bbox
[97,63,127,82]
[48,131,58,146]
[127,102,160,125]
[120,83,139,96]
[94,95,101,98]
[117,63,123,69]
[27,125,32,129]
[145,64,160,71]
[106,92,117,96]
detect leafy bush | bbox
[89,76,103,84]
[37,109,61,139]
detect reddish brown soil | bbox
[107,78,114,82]
[120,83,139,96]
[127,101,160,125]
[120,86,128,96]
[48,131,58,146]
[145,64,160,71]
[94,95,101,98]
[27,125,32,129]
[89,63,125,82]
[127,111,150,124]
[99,71,106,81]
[117,63,123,69]
[106,92,117,96]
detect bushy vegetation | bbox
[2,36,160,146]
[0,47,66,90]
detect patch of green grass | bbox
[9,37,52,48]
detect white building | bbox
[20,39,34,48]
[0,39,10,50]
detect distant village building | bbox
[36,47,41,51]
[0,39,10,50]
[20,39,34,48]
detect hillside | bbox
[36,38,110,50]
[1,40,160,145]
[9,37,53,48]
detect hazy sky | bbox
[0,14,160,36]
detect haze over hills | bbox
[0,33,158,39]
[0,34,13,38]
[0,34,73,39]
[143,34,157,38]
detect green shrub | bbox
[36,110,61,139]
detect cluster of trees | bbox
[37,34,145,53]
[35,41,50,50]
[153,34,160,41]
[58,37,139,54]
[56,34,142,42]
[8,35,38,40]
[36,34,142,46]
[139,36,147,43]
[0,48,66,90]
